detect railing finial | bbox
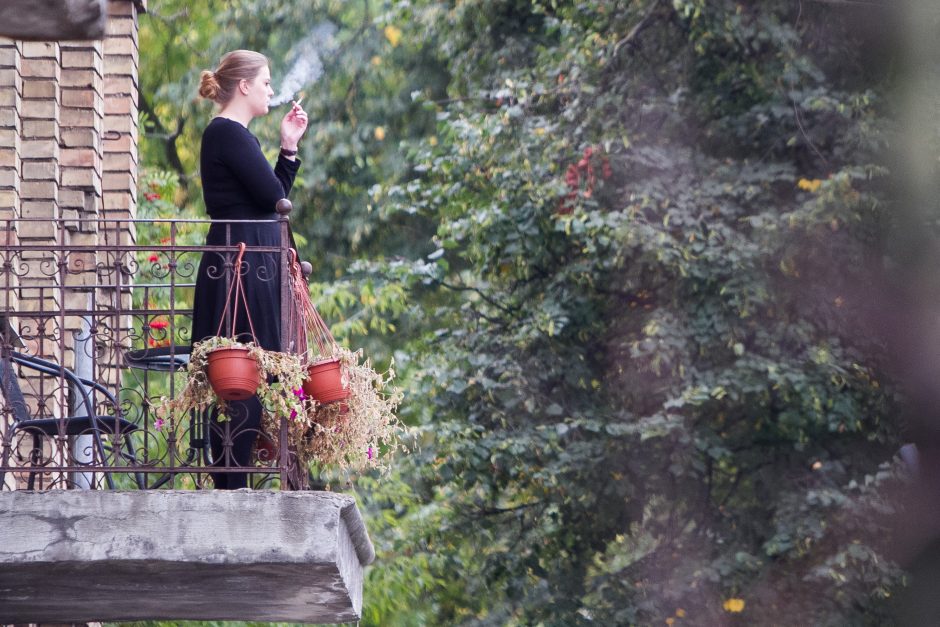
[276,199,293,215]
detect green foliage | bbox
[137,0,914,624]
[368,0,907,624]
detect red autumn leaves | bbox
[558,145,612,214]
[147,317,171,347]
[146,238,173,263]
[143,181,162,203]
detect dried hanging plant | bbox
[266,346,405,471]
[282,249,407,471]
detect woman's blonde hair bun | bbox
[198,70,220,101]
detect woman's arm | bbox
[216,125,300,213]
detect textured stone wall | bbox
[0,490,375,622]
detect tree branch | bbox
[809,0,886,6]
[440,280,517,315]
[473,500,541,518]
[613,0,663,57]
[792,100,829,166]
[139,92,190,189]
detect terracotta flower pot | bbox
[303,358,349,403]
[206,347,261,400]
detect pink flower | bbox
[290,409,298,420]
[154,418,165,431]
[367,446,374,460]
[293,388,307,399]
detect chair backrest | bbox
[0,357,30,425]
[0,351,144,490]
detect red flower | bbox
[143,192,161,202]
[148,254,159,263]
[150,319,169,330]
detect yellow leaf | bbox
[797,178,822,192]
[723,598,745,613]
[374,126,386,141]
[384,25,402,47]
[676,608,686,618]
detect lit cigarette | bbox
[294,95,304,106]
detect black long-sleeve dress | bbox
[193,116,300,488]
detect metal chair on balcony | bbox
[123,344,191,372]
[0,351,144,490]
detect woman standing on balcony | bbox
[194,50,308,489]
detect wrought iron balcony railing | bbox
[0,204,311,490]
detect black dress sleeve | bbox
[216,124,301,213]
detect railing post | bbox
[275,198,293,490]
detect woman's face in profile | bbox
[245,64,274,117]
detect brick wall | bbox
[0,40,21,319]
[0,0,144,392]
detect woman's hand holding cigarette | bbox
[280,95,308,155]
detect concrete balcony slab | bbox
[0,489,374,623]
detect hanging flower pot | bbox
[195,242,263,400]
[287,250,350,405]
[303,357,349,403]
[279,248,404,472]
[206,346,261,400]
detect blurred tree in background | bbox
[136,0,922,624]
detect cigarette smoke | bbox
[270,21,338,107]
